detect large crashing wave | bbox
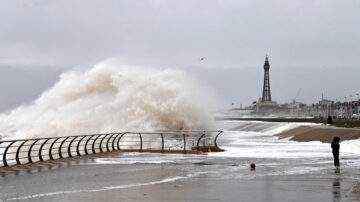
[0,60,217,139]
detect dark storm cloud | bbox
[0,0,359,108]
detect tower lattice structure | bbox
[262,55,272,102]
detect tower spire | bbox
[262,55,272,102]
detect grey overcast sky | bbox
[0,0,360,111]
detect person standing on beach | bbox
[331,136,340,170]
[328,115,333,124]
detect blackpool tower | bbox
[262,55,272,102]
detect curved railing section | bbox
[0,130,222,168]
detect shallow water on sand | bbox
[88,121,360,180]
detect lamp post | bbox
[344,97,348,119]
[357,93,360,117]
[335,99,337,117]
[350,95,353,119]
[335,98,338,116]
[339,97,343,118]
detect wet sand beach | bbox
[1,155,359,202]
[277,125,360,143]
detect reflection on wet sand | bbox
[350,181,360,201]
[332,177,340,202]
[0,151,123,177]
[0,158,95,177]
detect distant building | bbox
[256,55,278,112]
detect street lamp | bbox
[350,95,353,119]
[344,97,349,119]
[357,93,360,117]
[335,99,339,117]
[337,97,343,118]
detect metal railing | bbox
[0,130,222,168]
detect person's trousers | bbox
[333,152,339,167]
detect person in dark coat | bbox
[331,136,340,169]
[328,115,333,124]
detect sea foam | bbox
[0,59,217,139]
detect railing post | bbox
[76,136,86,156]
[3,141,15,167]
[161,133,164,152]
[28,139,39,163]
[183,133,186,153]
[112,133,121,151]
[139,133,143,152]
[49,138,60,160]
[68,137,77,157]
[203,131,206,146]
[106,133,116,152]
[84,135,96,155]
[99,134,107,153]
[214,131,223,147]
[59,137,69,159]
[117,133,126,150]
[92,134,102,154]
[0,142,1,164]
[39,139,50,162]
[16,140,28,165]
[197,133,205,151]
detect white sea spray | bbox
[0,59,218,139]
